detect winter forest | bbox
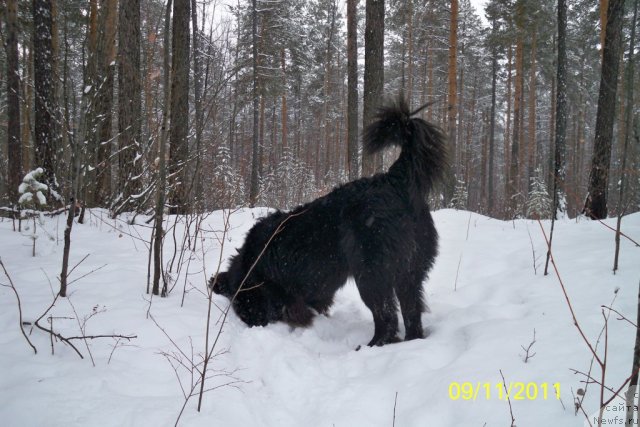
[1,0,640,426]
[0,0,638,220]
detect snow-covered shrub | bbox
[18,168,48,209]
[17,168,49,256]
[526,166,552,219]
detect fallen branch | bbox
[33,290,137,360]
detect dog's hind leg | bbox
[354,272,401,346]
[395,271,427,341]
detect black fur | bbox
[210,97,447,346]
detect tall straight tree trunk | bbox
[152,0,173,297]
[487,14,498,216]
[347,0,359,180]
[600,0,610,54]
[504,44,513,215]
[585,0,625,219]
[169,0,190,214]
[553,0,567,219]
[83,0,116,208]
[281,48,288,155]
[406,0,413,105]
[93,0,117,207]
[191,0,205,210]
[21,44,32,173]
[527,28,537,188]
[33,0,58,198]
[6,0,23,204]
[509,3,525,216]
[116,0,143,214]
[614,0,637,275]
[544,0,568,276]
[322,0,337,180]
[446,0,458,203]
[249,0,260,206]
[362,0,384,176]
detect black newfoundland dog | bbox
[210,98,447,346]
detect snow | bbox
[17,192,33,205]
[35,191,47,206]
[1,209,639,427]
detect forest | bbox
[0,0,639,220]
[1,2,640,426]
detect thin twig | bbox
[601,305,638,328]
[596,219,640,247]
[393,391,398,427]
[66,295,96,366]
[66,263,108,287]
[521,329,537,363]
[499,369,516,427]
[0,259,38,354]
[537,220,601,364]
[454,253,463,291]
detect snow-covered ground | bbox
[0,208,638,427]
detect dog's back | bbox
[212,97,447,347]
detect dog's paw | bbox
[367,334,402,347]
[208,272,230,296]
[282,298,315,328]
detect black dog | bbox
[210,98,447,346]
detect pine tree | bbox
[115,0,143,214]
[362,0,385,175]
[33,0,58,200]
[5,0,23,205]
[169,0,191,214]
[584,0,626,219]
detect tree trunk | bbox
[5,0,23,204]
[191,0,205,210]
[584,0,625,219]
[527,27,537,189]
[169,0,190,214]
[93,0,117,207]
[545,0,568,276]
[347,0,359,180]
[152,0,173,297]
[488,16,498,216]
[600,0,610,55]
[116,0,143,214]
[614,0,637,274]
[281,48,288,154]
[446,0,458,203]
[553,0,568,219]
[249,0,260,206]
[406,0,413,105]
[33,0,58,198]
[509,3,525,216]
[21,43,32,173]
[504,44,513,215]
[362,0,384,176]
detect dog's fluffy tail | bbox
[364,97,448,192]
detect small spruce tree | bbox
[450,176,468,210]
[527,166,552,219]
[18,168,48,256]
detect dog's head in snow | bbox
[209,271,284,327]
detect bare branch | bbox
[0,259,38,354]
